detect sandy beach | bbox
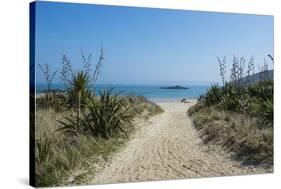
[71,100,267,184]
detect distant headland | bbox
[160,85,189,90]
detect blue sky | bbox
[34,1,273,85]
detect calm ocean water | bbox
[36,83,210,102]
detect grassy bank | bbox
[35,52,164,186]
[188,81,273,168]
[188,103,273,167]
[188,55,273,168]
[35,95,163,187]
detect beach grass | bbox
[188,81,273,167]
[188,55,273,168]
[35,95,163,187]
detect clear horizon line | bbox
[36,82,216,86]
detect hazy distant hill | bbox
[231,69,273,86]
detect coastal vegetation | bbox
[35,50,163,186]
[189,55,273,167]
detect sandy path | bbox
[91,101,267,184]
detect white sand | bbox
[87,100,268,184]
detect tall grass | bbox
[188,104,273,166]
[35,94,163,187]
[188,54,273,167]
[37,63,63,110]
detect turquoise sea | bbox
[36,83,210,102]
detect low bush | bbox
[36,93,68,111]
[201,81,273,126]
[204,84,223,106]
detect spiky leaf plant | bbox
[58,88,133,139]
[35,137,53,164]
[67,71,91,108]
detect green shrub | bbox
[247,80,273,100]
[248,99,273,126]
[36,93,68,111]
[204,84,222,106]
[58,88,133,139]
[261,98,273,125]
[201,81,273,125]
